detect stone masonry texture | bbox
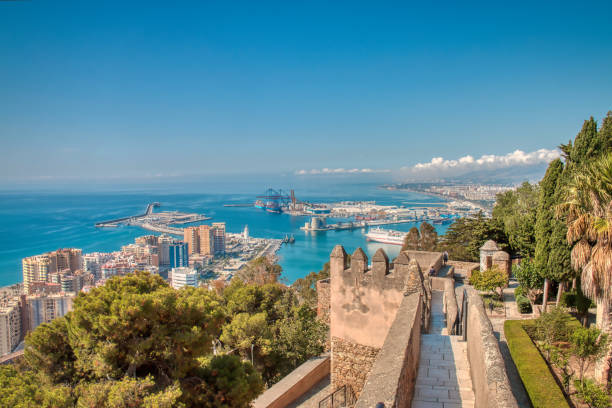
[331,336,380,398]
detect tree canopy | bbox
[438,212,507,262]
[5,270,327,407]
[220,279,327,385]
[492,182,539,257]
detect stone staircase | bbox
[412,290,475,408]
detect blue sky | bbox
[1,1,611,186]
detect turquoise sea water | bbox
[0,183,450,287]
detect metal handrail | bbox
[318,384,356,408]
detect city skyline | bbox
[1,1,611,186]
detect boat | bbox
[254,200,266,210]
[365,227,407,245]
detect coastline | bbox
[381,185,491,212]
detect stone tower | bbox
[328,245,430,397]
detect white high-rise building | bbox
[170,267,198,289]
[243,225,249,242]
[25,292,75,333]
[0,300,21,356]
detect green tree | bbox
[574,378,611,408]
[419,222,438,251]
[493,182,539,257]
[24,316,75,384]
[220,280,326,385]
[236,257,283,285]
[438,212,507,261]
[535,159,568,312]
[21,272,263,407]
[469,265,508,299]
[599,111,612,154]
[292,261,331,309]
[0,365,43,408]
[570,117,604,167]
[401,227,420,251]
[512,259,544,303]
[533,306,573,360]
[571,327,610,382]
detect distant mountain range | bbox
[396,163,549,185]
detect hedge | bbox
[504,320,570,408]
[515,294,532,314]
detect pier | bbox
[95,203,210,235]
[300,217,452,232]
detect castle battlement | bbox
[328,245,432,394]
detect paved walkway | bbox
[412,291,475,408]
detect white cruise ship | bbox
[365,227,407,245]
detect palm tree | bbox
[558,152,612,384]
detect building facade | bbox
[0,300,21,356]
[170,267,198,289]
[212,222,226,255]
[24,293,75,333]
[169,242,189,269]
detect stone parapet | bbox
[354,293,422,408]
[466,287,518,408]
[253,354,330,408]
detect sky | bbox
[1,1,611,187]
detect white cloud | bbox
[402,148,560,177]
[295,168,391,175]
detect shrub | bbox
[571,327,610,382]
[516,295,532,314]
[469,265,508,299]
[504,320,570,408]
[514,285,527,298]
[560,291,576,308]
[512,260,544,303]
[533,306,573,347]
[574,379,611,408]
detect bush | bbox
[504,320,570,408]
[469,265,508,299]
[516,295,532,314]
[560,291,576,308]
[514,285,527,298]
[533,306,575,346]
[574,379,611,408]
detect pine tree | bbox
[419,222,438,251]
[401,227,420,251]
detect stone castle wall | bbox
[331,336,380,396]
[328,245,431,396]
[316,278,330,326]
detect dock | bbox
[300,217,451,232]
[95,203,210,235]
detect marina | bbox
[95,203,211,235]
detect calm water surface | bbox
[0,184,450,286]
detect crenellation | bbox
[350,248,368,276]
[371,248,389,282]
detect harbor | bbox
[299,215,455,232]
[95,203,211,235]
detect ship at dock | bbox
[365,227,407,245]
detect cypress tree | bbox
[535,159,564,311]
[570,117,600,166]
[599,110,612,153]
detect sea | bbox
[0,181,451,287]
